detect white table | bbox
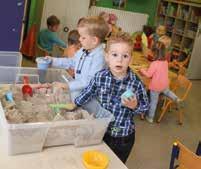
[0,131,128,169]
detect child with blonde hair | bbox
[75,32,149,163]
[46,17,109,112]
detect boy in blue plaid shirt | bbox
[75,32,149,163]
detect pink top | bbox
[141,60,169,91]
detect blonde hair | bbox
[78,16,109,42]
[156,25,166,36]
[105,32,133,53]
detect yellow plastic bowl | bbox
[82,150,109,169]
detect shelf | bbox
[156,0,200,68]
[163,0,201,7]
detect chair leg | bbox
[178,110,183,125]
[157,101,171,123]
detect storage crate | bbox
[0,52,22,67]
[0,67,113,155]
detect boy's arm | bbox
[51,34,66,48]
[140,62,156,78]
[51,49,80,69]
[133,81,149,115]
[51,57,75,69]
[68,52,105,91]
[74,78,97,106]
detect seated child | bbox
[150,25,166,49]
[63,30,81,77]
[74,32,149,163]
[63,30,81,58]
[169,49,189,71]
[38,15,66,53]
[46,16,109,101]
[140,41,181,123]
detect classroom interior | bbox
[0,0,201,169]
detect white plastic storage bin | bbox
[0,67,113,155]
[0,52,22,67]
[0,66,72,84]
[44,103,113,147]
[0,102,113,155]
[0,104,51,155]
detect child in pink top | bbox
[140,42,180,123]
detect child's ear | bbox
[93,36,100,45]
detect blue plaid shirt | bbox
[75,68,149,137]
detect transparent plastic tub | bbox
[0,67,113,155]
[0,52,22,67]
[0,66,72,84]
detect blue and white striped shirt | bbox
[75,68,149,137]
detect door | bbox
[187,24,201,79]
[41,0,90,43]
[0,0,26,51]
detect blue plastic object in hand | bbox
[121,89,136,100]
[5,91,14,102]
[36,57,51,70]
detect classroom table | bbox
[130,51,177,89]
[0,128,128,169]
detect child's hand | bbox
[45,56,53,62]
[122,97,138,110]
[53,82,69,90]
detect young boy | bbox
[74,32,149,163]
[47,16,109,102]
[38,15,66,53]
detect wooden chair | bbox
[169,141,201,169]
[169,54,190,74]
[36,44,50,57]
[52,44,65,57]
[157,75,192,124]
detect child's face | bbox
[49,25,59,32]
[78,27,99,50]
[106,42,132,78]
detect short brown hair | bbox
[78,16,109,42]
[105,32,133,53]
[47,15,60,27]
[68,30,80,45]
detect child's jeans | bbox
[148,88,178,119]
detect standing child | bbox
[38,15,66,53]
[47,16,109,101]
[140,41,180,123]
[74,32,149,163]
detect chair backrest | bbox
[52,45,65,57]
[36,44,50,57]
[174,75,192,101]
[170,141,201,169]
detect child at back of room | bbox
[38,15,66,53]
[140,41,181,123]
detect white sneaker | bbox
[145,116,154,123]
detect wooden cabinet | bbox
[156,0,201,79]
